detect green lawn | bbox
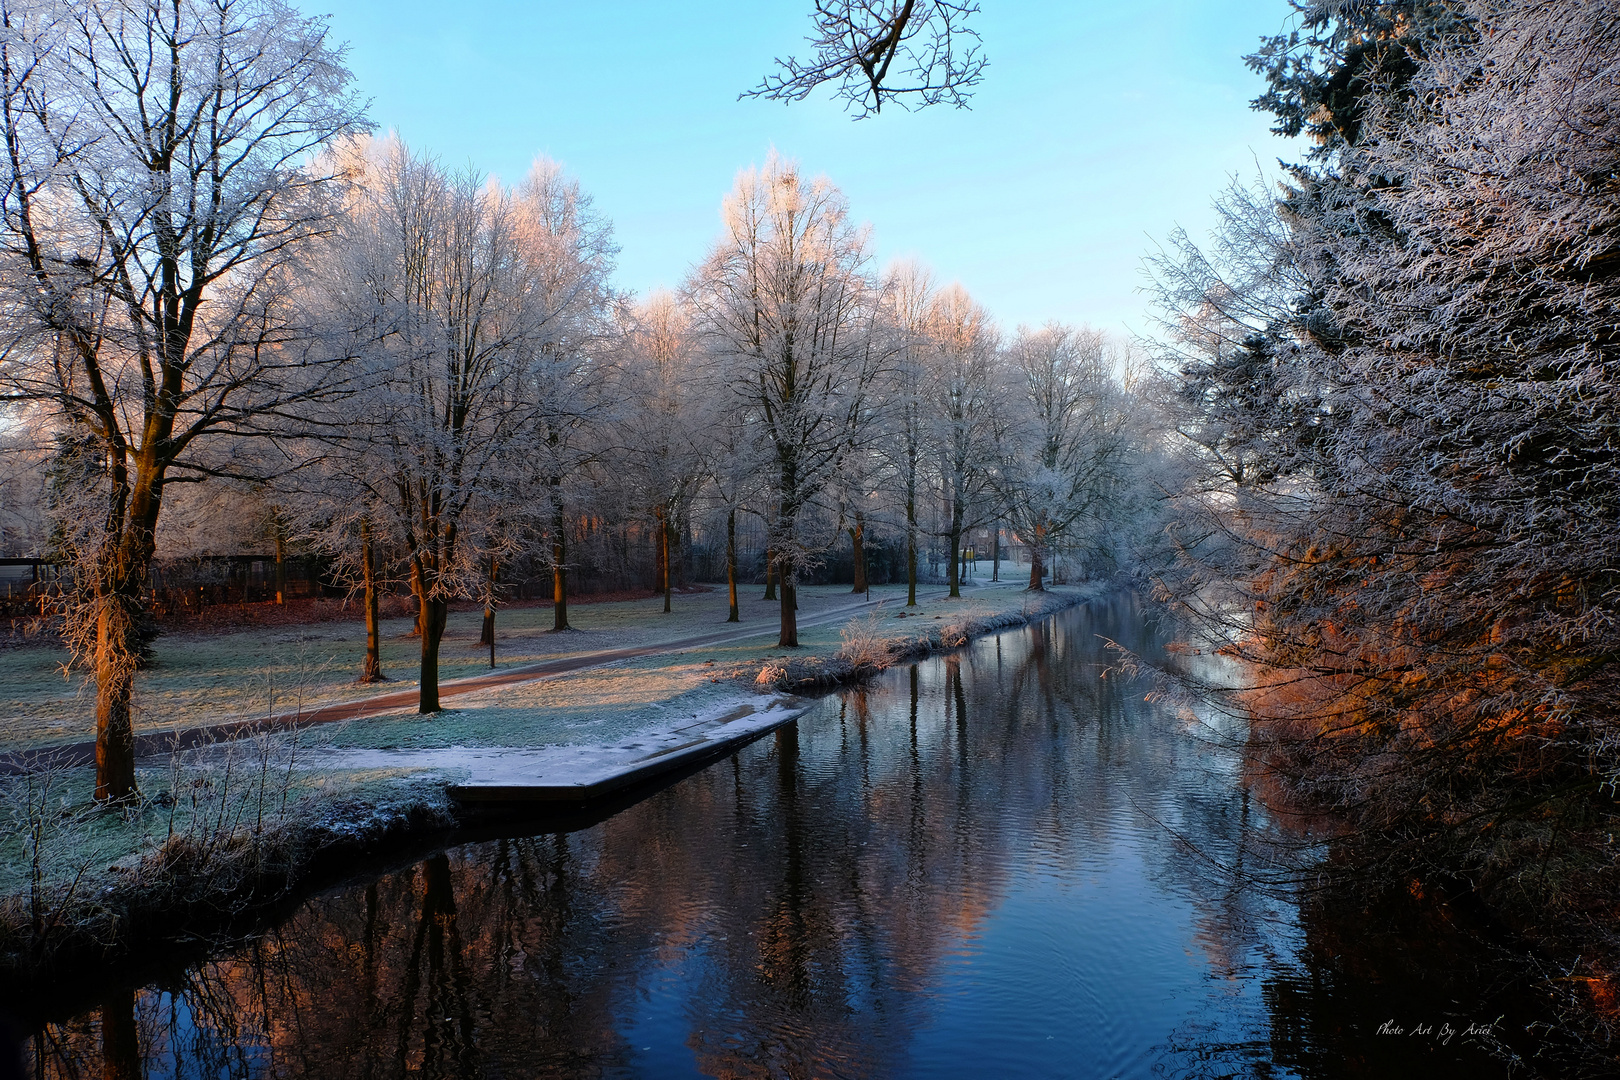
[0,578,1093,927]
[0,580,1045,753]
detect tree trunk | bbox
[478,559,498,647]
[273,517,287,605]
[409,561,425,638]
[763,546,777,601]
[947,522,963,598]
[661,505,673,613]
[93,602,139,803]
[552,501,571,632]
[86,437,168,801]
[992,520,1000,582]
[906,493,917,607]
[779,577,798,647]
[360,519,383,683]
[726,508,740,622]
[92,518,157,802]
[850,514,867,594]
[1028,536,1045,592]
[415,562,448,712]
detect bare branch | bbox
[744,0,986,119]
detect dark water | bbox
[19,596,1581,1078]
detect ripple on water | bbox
[18,596,1580,1078]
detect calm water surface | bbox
[22,596,1570,1077]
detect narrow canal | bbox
[19,596,1570,1077]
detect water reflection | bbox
[18,594,1577,1078]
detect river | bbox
[16,594,1572,1078]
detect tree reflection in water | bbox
[21,594,1578,1078]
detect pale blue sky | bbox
[313,1,1302,336]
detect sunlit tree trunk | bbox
[1027,521,1046,592]
[91,471,160,802]
[273,515,287,605]
[551,497,571,632]
[408,562,425,639]
[726,508,740,622]
[478,559,498,646]
[92,595,139,802]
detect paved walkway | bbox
[1,582,1014,773]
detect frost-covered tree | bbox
[316,140,606,710]
[876,259,936,605]
[688,156,886,646]
[1157,0,1620,928]
[0,0,366,799]
[510,160,617,634]
[998,323,1131,591]
[921,284,999,597]
[616,291,709,615]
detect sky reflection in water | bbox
[26,595,1554,1078]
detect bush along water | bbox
[0,730,455,986]
[753,586,1102,693]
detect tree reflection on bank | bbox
[22,595,1578,1078]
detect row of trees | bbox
[0,1,1152,802]
[1153,0,1620,954]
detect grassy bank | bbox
[0,580,1103,984]
[0,583,936,753]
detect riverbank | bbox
[0,581,910,754]
[0,580,1106,987]
[21,588,1609,1079]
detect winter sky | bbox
[315,1,1304,339]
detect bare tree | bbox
[512,160,617,634]
[0,0,367,799]
[688,155,886,646]
[877,260,935,605]
[746,1,987,118]
[617,291,708,615]
[318,140,572,712]
[922,283,1000,597]
[998,323,1131,590]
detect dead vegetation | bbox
[0,730,453,976]
[753,589,1095,692]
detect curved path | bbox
[1,582,1012,774]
